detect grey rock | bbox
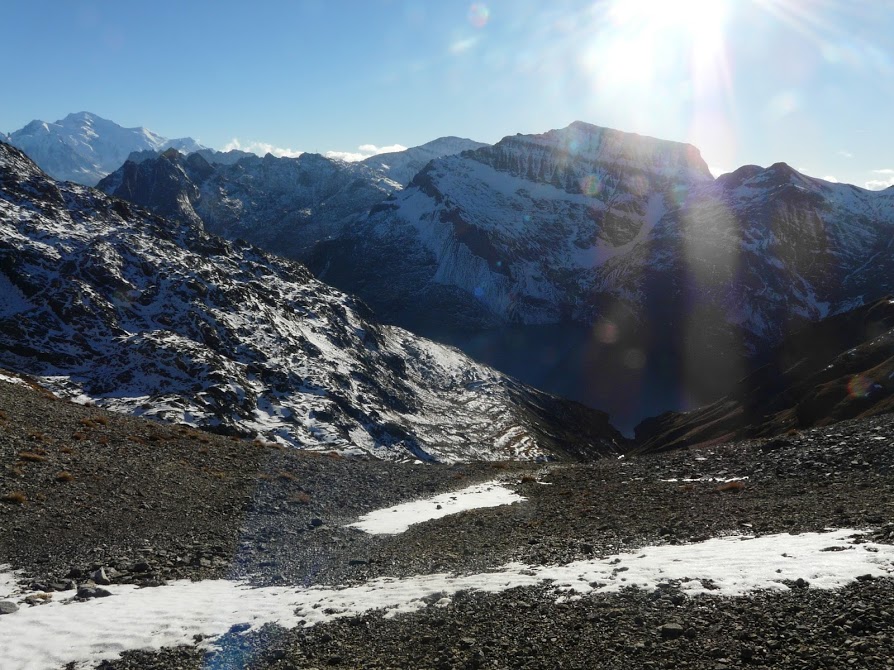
[660,623,685,640]
[0,601,19,615]
[91,568,110,585]
[77,586,112,599]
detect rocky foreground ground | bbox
[2,376,894,669]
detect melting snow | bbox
[347,480,525,534]
[0,529,892,669]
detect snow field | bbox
[1,529,892,670]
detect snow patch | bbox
[347,480,525,535]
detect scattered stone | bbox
[660,623,685,640]
[77,586,112,599]
[0,601,19,615]
[91,568,111,585]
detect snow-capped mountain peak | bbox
[7,112,204,186]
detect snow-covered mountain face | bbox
[0,141,622,462]
[306,121,894,428]
[7,112,203,186]
[99,137,484,260]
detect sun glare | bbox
[611,0,730,37]
[573,0,735,150]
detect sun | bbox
[576,0,734,107]
[608,0,731,54]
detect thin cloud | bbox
[838,150,854,159]
[821,175,839,183]
[325,143,408,163]
[223,138,303,158]
[865,169,894,190]
[449,36,480,54]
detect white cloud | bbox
[865,169,894,190]
[821,175,839,183]
[325,143,408,163]
[838,150,854,159]
[449,36,480,54]
[223,138,303,158]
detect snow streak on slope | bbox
[347,480,525,534]
[0,141,621,462]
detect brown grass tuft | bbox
[1,491,27,504]
[18,451,47,463]
[490,461,511,470]
[55,471,75,483]
[277,470,299,482]
[291,491,312,504]
[520,474,537,484]
[715,481,746,493]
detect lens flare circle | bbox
[468,3,490,29]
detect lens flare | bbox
[468,3,490,29]
[580,174,602,197]
[594,319,618,344]
[847,374,874,399]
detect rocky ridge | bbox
[98,136,485,261]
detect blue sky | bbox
[2,0,892,187]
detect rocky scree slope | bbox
[7,112,203,186]
[0,141,622,462]
[4,373,894,669]
[98,137,485,261]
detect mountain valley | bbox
[2,113,894,669]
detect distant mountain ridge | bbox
[0,139,622,462]
[6,112,204,185]
[98,136,486,261]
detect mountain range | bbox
[98,119,894,433]
[0,139,622,462]
[5,112,204,186]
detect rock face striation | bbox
[6,112,204,186]
[0,140,623,462]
